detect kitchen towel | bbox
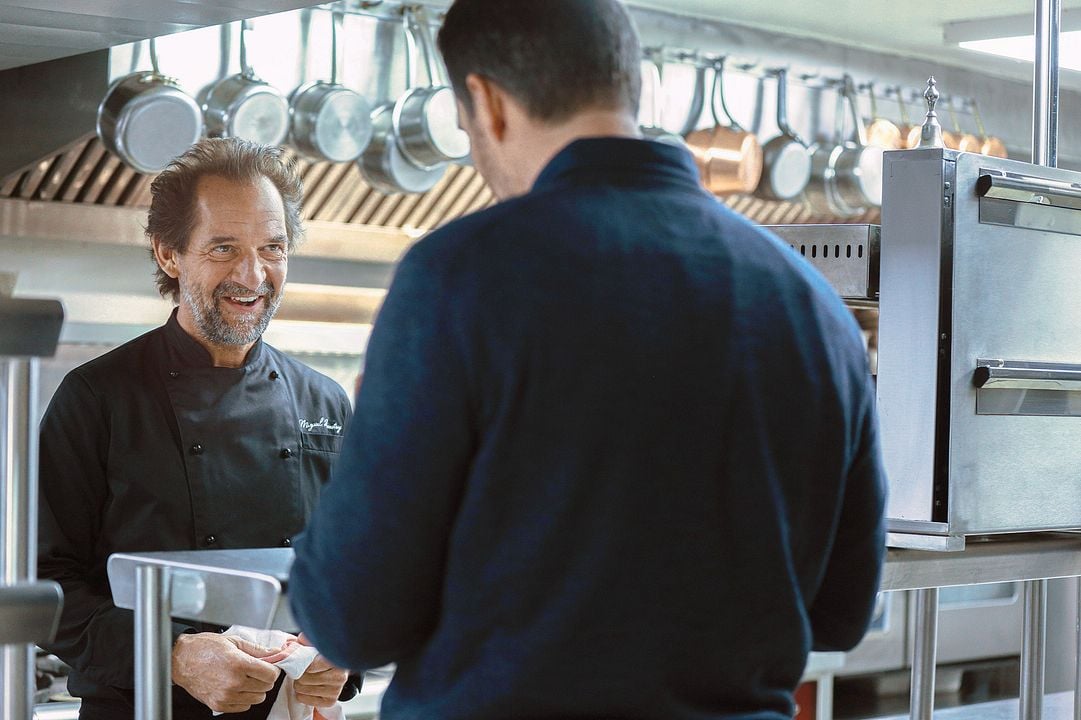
[215,626,346,720]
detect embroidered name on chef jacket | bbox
[298,416,344,435]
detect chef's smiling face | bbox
[153,174,289,364]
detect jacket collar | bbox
[163,307,266,369]
[532,137,702,193]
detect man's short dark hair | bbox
[437,0,642,123]
[145,137,304,302]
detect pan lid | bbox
[116,84,202,175]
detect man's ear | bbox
[464,73,508,142]
[151,237,180,279]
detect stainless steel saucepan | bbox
[204,20,290,145]
[290,10,373,163]
[833,75,884,212]
[97,38,203,174]
[359,9,446,194]
[754,68,812,201]
[392,5,470,168]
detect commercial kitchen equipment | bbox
[1,295,65,720]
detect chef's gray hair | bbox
[145,137,304,302]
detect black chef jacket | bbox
[37,309,353,719]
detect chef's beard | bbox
[182,280,283,346]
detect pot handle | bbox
[710,56,744,132]
[679,59,706,136]
[407,6,444,89]
[239,19,257,81]
[841,74,868,147]
[969,97,990,139]
[771,68,804,144]
[148,37,161,76]
[643,47,665,128]
[890,84,912,126]
[330,9,345,86]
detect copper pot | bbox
[890,85,922,149]
[685,57,762,196]
[944,102,980,153]
[862,81,901,150]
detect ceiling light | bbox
[959,33,1081,71]
[945,10,1081,70]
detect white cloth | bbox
[213,626,346,720]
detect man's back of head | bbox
[438,0,642,123]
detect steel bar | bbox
[1021,579,1048,720]
[910,587,940,720]
[1074,577,1080,720]
[1,358,39,720]
[1032,0,1061,167]
[135,564,172,720]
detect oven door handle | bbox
[973,359,1081,391]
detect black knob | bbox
[204,534,216,546]
[169,371,179,379]
[190,444,204,456]
[279,447,293,459]
[281,537,292,547]
[269,370,280,381]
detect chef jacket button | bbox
[281,537,292,547]
[190,443,204,456]
[269,370,279,381]
[279,447,293,459]
[169,371,179,379]
[204,534,216,546]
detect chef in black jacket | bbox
[38,138,354,720]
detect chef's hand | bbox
[294,633,350,708]
[172,632,281,713]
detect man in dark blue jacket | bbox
[290,1,887,718]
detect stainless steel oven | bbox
[771,150,1081,547]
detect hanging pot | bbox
[803,83,848,217]
[359,9,446,194]
[639,49,687,148]
[290,10,373,162]
[889,85,922,149]
[679,61,707,136]
[685,57,762,196]
[204,19,290,145]
[943,99,981,153]
[754,68,812,201]
[832,75,884,211]
[862,81,902,150]
[97,38,203,175]
[392,5,470,169]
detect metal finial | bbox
[918,76,944,149]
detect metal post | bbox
[1074,577,1080,720]
[1032,0,1061,167]
[1,358,40,720]
[910,587,940,720]
[1022,579,1048,720]
[135,564,172,720]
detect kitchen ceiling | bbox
[2,0,1081,76]
[637,0,1081,83]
